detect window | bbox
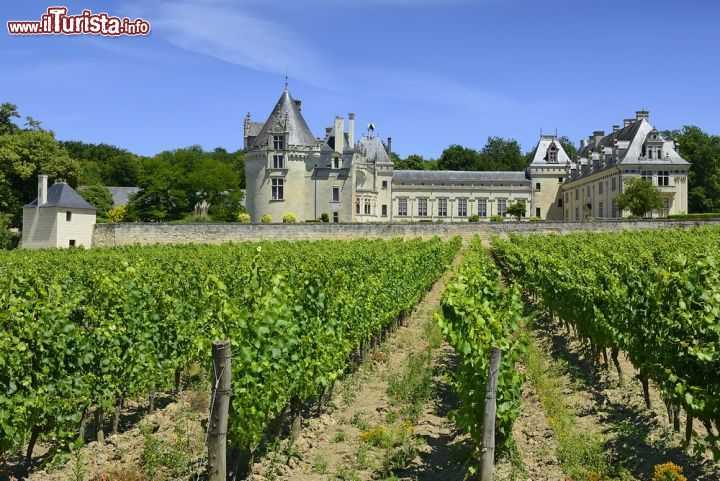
[663,197,671,216]
[332,212,339,223]
[641,170,653,182]
[575,190,579,200]
[535,182,541,191]
[364,199,371,215]
[381,204,387,217]
[332,187,340,202]
[558,198,564,208]
[612,177,617,191]
[536,207,541,217]
[611,198,617,218]
[648,149,653,159]
[586,186,590,197]
[548,147,558,163]
[658,171,669,186]
[69,239,76,247]
[478,199,487,217]
[458,198,467,217]
[438,198,448,217]
[398,198,408,216]
[575,207,580,221]
[272,135,284,150]
[333,157,340,169]
[271,178,284,200]
[66,211,72,222]
[599,182,603,194]
[497,199,507,217]
[599,201,604,218]
[418,198,428,217]
[558,177,564,183]
[272,154,284,169]
[382,180,388,189]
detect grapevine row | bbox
[0,237,461,469]
[436,237,527,455]
[492,226,720,446]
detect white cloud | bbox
[146,0,331,86]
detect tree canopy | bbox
[0,108,79,226]
[78,185,114,220]
[663,126,720,213]
[125,146,244,222]
[616,178,663,217]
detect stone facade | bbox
[562,111,689,220]
[245,90,689,223]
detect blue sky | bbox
[2,0,719,159]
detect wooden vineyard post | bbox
[480,347,502,481]
[208,340,232,481]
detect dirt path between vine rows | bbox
[249,253,470,481]
[534,312,720,481]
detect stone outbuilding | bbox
[22,174,97,249]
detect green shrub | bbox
[282,212,297,223]
[260,214,272,224]
[106,205,127,223]
[468,214,480,223]
[0,215,19,250]
[320,213,330,223]
[667,213,720,220]
[237,212,251,223]
[490,215,504,222]
[529,216,542,222]
[305,219,321,223]
[418,219,433,223]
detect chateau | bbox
[244,88,689,223]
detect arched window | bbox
[548,145,558,163]
[648,149,653,159]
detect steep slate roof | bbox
[250,90,316,149]
[24,182,97,210]
[393,170,529,183]
[528,136,572,165]
[358,136,393,165]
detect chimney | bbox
[623,118,634,127]
[593,130,605,145]
[348,113,355,148]
[580,139,588,149]
[294,99,302,111]
[635,110,649,121]
[334,116,344,153]
[387,137,392,154]
[612,125,620,133]
[38,174,48,206]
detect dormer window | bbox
[333,157,341,169]
[272,135,285,150]
[548,145,558,163]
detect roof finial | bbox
[284,66,288,91]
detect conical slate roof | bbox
[24,182,96,210]
[358,136,393,165]
[250,90,316,149]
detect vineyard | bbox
[2,228,720,481]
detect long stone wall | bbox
[92,219,720,248]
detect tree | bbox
[0,103,20,136]
[558,135,577,161]
[126,146,243,222]
[507,201,527,220]
[78,185,114,219]
[615,178,663,217]
[663,126,720,213]
[438,145,481,171]
[61,141,144,186]
[394,154,431,170]
[478,137,525,171]
[0,128,79,226]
